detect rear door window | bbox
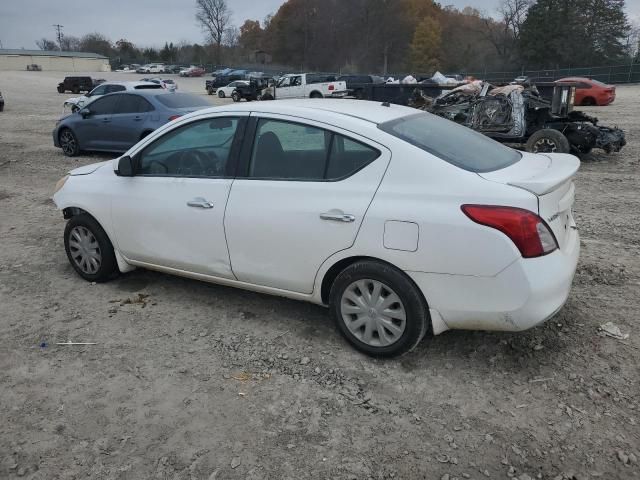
[379,112,520,173]
[115,94,154,114]
[248,119,379,181]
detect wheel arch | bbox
[309,90,324,98]
[318,255,430,312]
[61,206,133,273]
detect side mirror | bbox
[80,108,91,119]
[116,155,134,177]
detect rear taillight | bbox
[168,115,182,121]
[328,84,335,91]
[461,205,558,258]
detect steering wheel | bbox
[178,149,208,176]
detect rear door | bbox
[224,114,390,293]
[110,94,155,150]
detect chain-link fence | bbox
[462,63,640,84]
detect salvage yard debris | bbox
[599,322,630,340]
[411,79,626,155]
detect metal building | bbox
[0,49,110,72]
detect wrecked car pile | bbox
[410,80,626,155]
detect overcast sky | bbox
[1,0,639,50]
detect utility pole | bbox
[53,24,64,50]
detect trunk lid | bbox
[479,152,580,250]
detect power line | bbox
[53,24,64,50]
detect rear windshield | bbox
[155,93,212,108]
[379,112,521,173]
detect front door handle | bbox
[187,197,214,209]
[320,211,355,223]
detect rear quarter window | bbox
[379,112,521,173]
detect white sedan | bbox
[52,100,580,357]
[216,80,248,98]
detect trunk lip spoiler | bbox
[480,153,580,196]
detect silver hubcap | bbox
[533,138,557,153]
[340,279,407,347]
[60,130,76,155]
[68,226,101,274]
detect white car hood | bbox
[64,95,89,107]
[69,160,110,176]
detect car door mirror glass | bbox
[116,155,135,176]
[80,108,91,118]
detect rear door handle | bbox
[102,118,111,123]
[320,212,355,223]
[187,197,214,209]
[133,116,143,122]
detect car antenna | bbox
[381,101,391,107]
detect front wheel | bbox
[64,214,118,282]
[526,129,570,154]
[329,261,429,357]
[59,128,80,157]
[231,91,241,102]
[218,90,225,98]
[57,86,65,93]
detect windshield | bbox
[155,93,212,108]
[379,112,521,173]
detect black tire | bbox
[329,260,430,357]
[231,91,240,102]
[526,129,570,154]
[72,86,80,94]
[57,86,65,93]
[64,214,118,282]
[218,90,225,98]
[310,91,323,99]
[58,128,80,157]
[582,97,596,106]
[355,88,364,100]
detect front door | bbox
[224,115,390,293]
[74,94,120,150]
[110,114,247,278]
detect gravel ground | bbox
[0,71,638,480]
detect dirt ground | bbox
[0,71,638,480]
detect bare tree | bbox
[480,0,531,67]
[35,38,57,50]
[195,0,231,64]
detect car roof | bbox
[98,81,158,87]
[193,99,417,125]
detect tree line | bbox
[36,0,638,75]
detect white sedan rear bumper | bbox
[407,229,580,333]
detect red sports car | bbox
[558,77,616,106]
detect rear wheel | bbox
[231,91,241,102]
[59,128,80,157]
[329,260,429,357]
[72,86,80,94]
[218,90,225,98]
[582,97,596,106]
[64,214,117,282]
[310,91,323,99]
[526,129,570,154]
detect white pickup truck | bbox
[267,73,348,99]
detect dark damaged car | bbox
[412,80,625,156]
